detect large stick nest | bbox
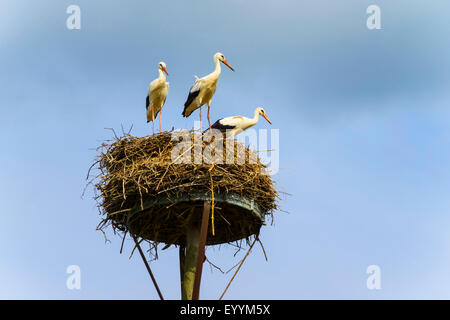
[93,131,279,247]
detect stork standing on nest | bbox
[146,62,169,135]
[182,52,234,130]
[209,107,272,137]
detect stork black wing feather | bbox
[203,119,236,133]
[182,87,200,117]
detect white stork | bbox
[182,52,234,130]
[146,62,169,135]
[209,107,272,137]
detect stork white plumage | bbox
[146,62,169,135]
[182,52,234,130]
[209,107,272,137]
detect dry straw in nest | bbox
[93,130,279,247]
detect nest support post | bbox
[179,244,185,299]
[130,233,164,300]
[181,201,210,300]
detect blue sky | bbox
[1,0,450,299]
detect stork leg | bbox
[207,104,212,132]
[152,106,155,135]
[199,107,202,131]
[159,107,162,133]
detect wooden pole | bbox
[192,201,210,300]
[219,235,258,300]
[182,219,200,300]
[130,233,164,300]
[181,202,210,300]
[179,244,185,299]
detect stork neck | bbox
[158,69,166,81]
[253,109,260,122]
[245,111,259,127]
[213,58,222,77]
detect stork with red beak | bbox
[182,52,234,130]
[209,107,272,137]
[146,61,169,135]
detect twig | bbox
[257,238,268,261]
[86,160,100,181]
[104,127,119,139]
[120,230,128,254]
[219,236,258,300]
[205,256,224,274]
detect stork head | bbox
[158,62,169,76]
[256,107,272,125]
[214,52,234,72]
